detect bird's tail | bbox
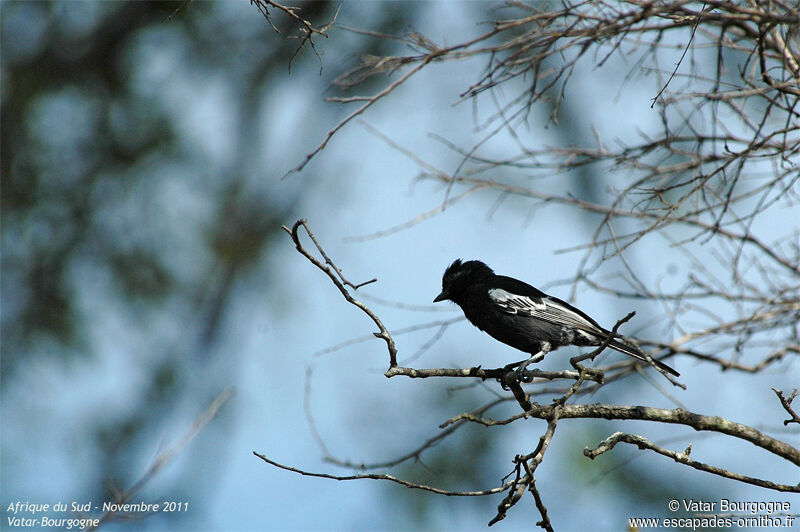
[608,337,680,377]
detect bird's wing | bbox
[489,287,681,377]
[488,288,603,336]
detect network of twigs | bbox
[252,1,800,529]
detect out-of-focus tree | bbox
[1,0,364,527]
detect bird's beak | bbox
[433,291,447,303]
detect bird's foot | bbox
[498,363,519,390]
[515,363,534,383]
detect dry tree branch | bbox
[310,317,462,358]
[251,0,340,73]
[490,407,562,528]
[344,185,489,242]
[318,398,508,471]
[285,57,437,176]
[252,453,515,497]
[651,2,709,107]
[275,0,800,257]
[444,402,800,468]
[311,2,797,138]
[584,432,799,492]
[772,388,800,426]
[644,342,799,373]
[282,219,397,365]
[431,174,800,277]
[384,365,600,382]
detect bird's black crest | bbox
[443,259,494,284]
[437,259,494,304]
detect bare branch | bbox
[585,431,800,492]
[772,388,800,426]
[285,57,435,176]
[253,452,514,496]
[282,219,397,366]
[651,2,708,107]
[384,364,600,383]
[250,0,340,73]
[444,402,800,467]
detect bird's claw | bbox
[515,365,533,383]
[498,364,519,390]
[496,363,533,389]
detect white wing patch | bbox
[488,288,546,315]
[489,288,603,336]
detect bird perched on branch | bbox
[433,259,679,381]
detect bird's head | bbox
[433,259,494,304]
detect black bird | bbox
[433,259,679,379]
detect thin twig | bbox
[253,453,515,496]
[282,219,397,365]
[772,388,800,425]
